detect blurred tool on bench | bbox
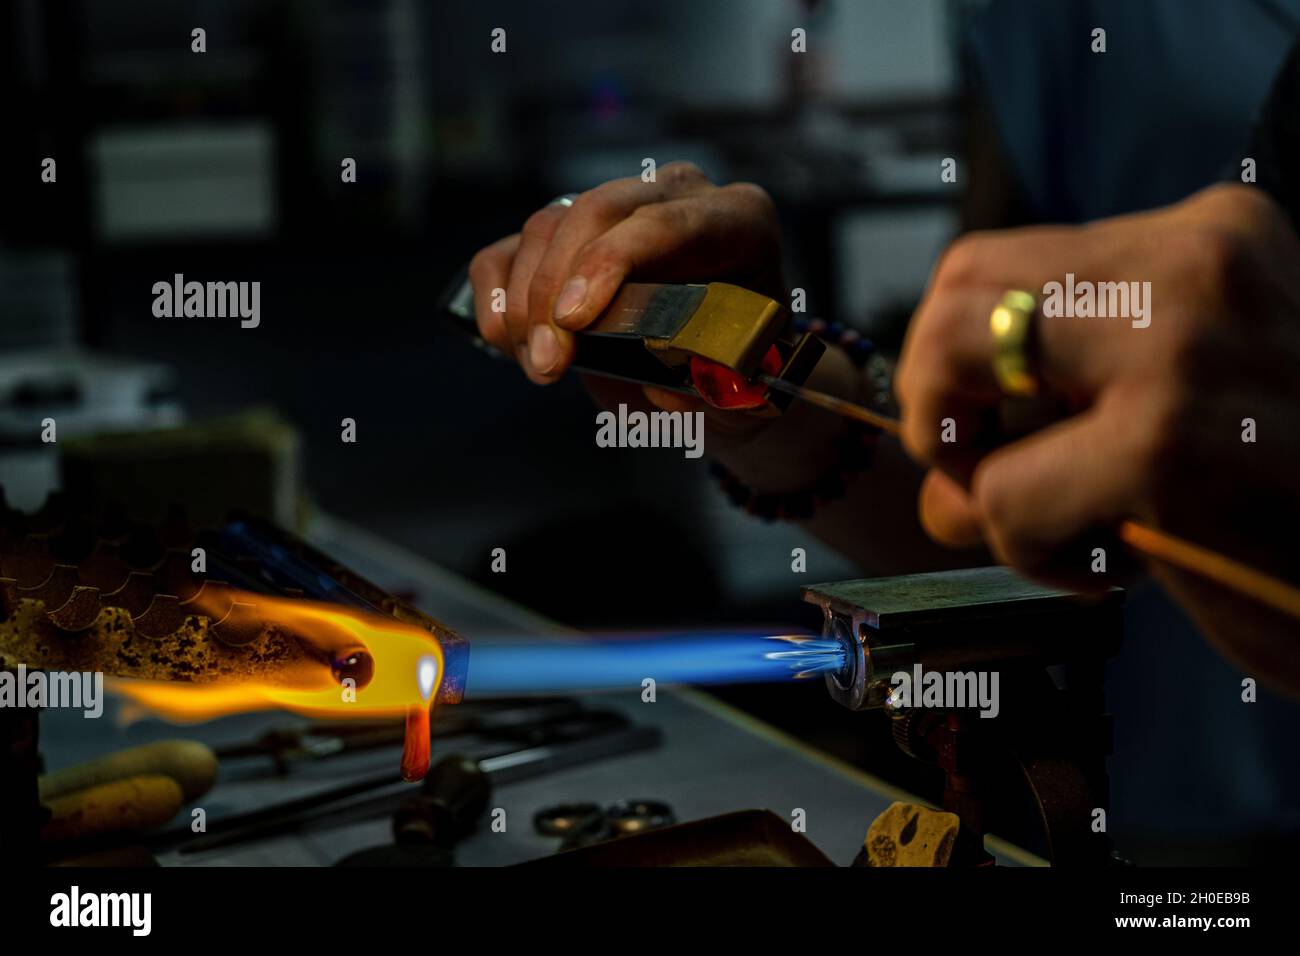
[158,707,660,857]
[804,566,1123,866]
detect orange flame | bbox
[108,590,445,780]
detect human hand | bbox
[896,184,1300,688]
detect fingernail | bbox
[553,275,587,321]
[529,323,561,374]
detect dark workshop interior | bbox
[3,0,1300,877]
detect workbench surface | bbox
[37,515,1038,867]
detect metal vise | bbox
[803,566,1124,866]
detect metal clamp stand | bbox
[803,566,1123,866]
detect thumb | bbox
[918,468,984,549]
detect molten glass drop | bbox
[690,345,782,410]
[401,702,431,782]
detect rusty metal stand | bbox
[804,567,1124,867]
[889,660,1114,866]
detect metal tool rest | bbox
[804,566,1124,867]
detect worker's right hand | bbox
[895,184,1300,690]
[467,162,785,386]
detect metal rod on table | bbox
[159,722,662,855]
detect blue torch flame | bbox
[462,632,845,696]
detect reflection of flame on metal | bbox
[761,635,848,681]
[108,589,445,780]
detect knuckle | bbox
[924,299,966,343]
[629,200,672,227]
[571,182,622,222]
[574,238,631,280]
[1193,223,1246,282]
[931,233,987,290]
[1172,220,1256,309]
[723,180,773,211]
[661,160,708,188]
[521,206,563,243]
[1199,182,1276,230]
[900,306,960,392]
[722,181,779,232]
[630,199,691,239]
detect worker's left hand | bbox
[894,184,1300,689]
[466,164,867,493]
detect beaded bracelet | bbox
[795,316,876,368]
[710,427,877,521]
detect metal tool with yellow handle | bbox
[441,271,826,411]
